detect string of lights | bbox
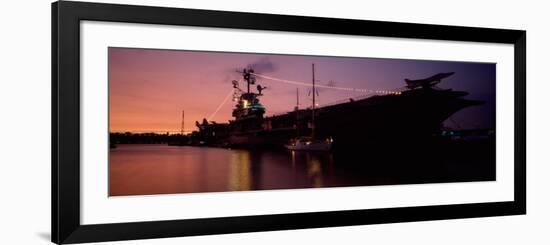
[207,72,404,122]
[251,73,402,95]
[207,89,235,121]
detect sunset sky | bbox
[109,47,496,133]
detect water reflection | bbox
[305,155,323,188]
[109,143,494,196]
[228,150,251,191]
[110,145,340,196]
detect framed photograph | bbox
[52,1,526,244]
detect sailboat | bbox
[285,64,333,151]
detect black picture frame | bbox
[52,1,526,244]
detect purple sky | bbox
[109,47,496,133]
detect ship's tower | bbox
[232,68,266,121]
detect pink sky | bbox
[109,47,495,133]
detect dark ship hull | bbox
[194,69,483,149]
[200,88,482,148]
[311,88,481,145]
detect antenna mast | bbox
[181,110,189,135]
[243,68,255,94]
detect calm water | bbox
[109,144,495,196]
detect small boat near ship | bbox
[284,64,332,151]
[285,137,333,151]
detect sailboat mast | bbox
[296,88,300,137]
[296,88,299,109]
[311,63,316,139]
